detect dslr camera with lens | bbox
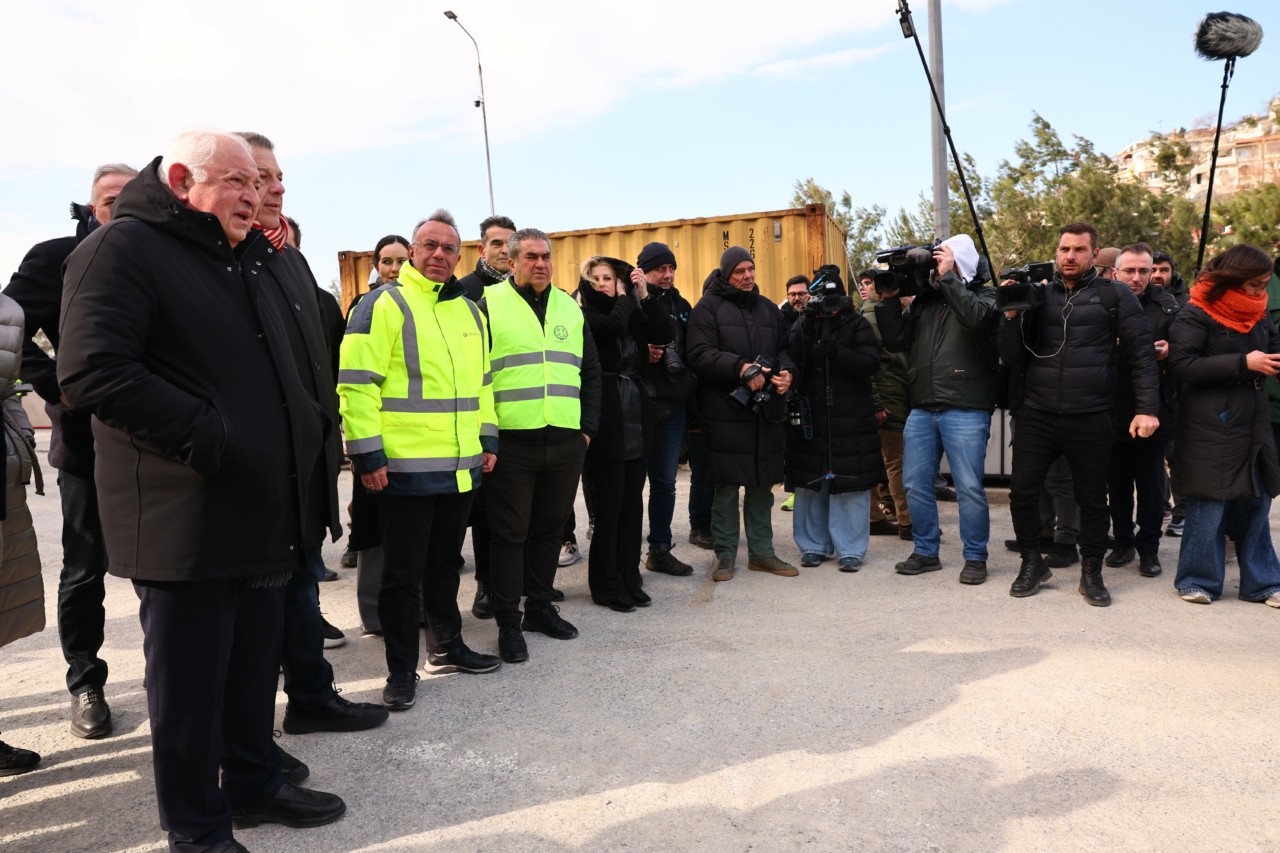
[803,264,854,317]
[873,241,941,297]
[727,355,775,414]
[995,261,1053,312]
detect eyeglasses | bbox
[414,240,461,257]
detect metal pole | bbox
[445,11,495,215]
[928,0,949,239]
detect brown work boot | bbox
[747,555,799,577]
[711,556,736,582]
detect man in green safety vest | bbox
[481,228,602,664]
[338,209,502,712]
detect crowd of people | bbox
[2,128,1280,852]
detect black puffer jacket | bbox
[577,264,674,463]
[876,271,999,411]
[785,307,883,493]
[686,270,794,486]
[58,158,317,582]
[999,268,1159,416]
[1167,304,1280,500]
[643,284,697,420]
[1113,283,1180,439]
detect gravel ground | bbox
[2,431,1279,853]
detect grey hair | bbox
[234,131,274,150]
[158,130,251,187]
[90,163,138,199]
[508,227,551,257]
[412,209,461,242]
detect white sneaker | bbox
[1265,593,1280,609]
[1179,589,1212,605]
[558,541,581,567]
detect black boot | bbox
[471,582,494,619]
[1009,551,1051,598]
[497,615,528,664]
[1079,557,1112,607]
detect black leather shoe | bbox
[70,687,112,739]
[630,588,652,607]
[498,622,528,663]
[283,690,389,734]
[593,596,636,613]
[895,553,941,575]
[207,840,251,852]
[231,782,346,828]
[472,582,494,620]
[869,519,899,536]
[645,547,693,576]
[549,587,566,602]
[381,672,419,711]
[1044,542,1079,568]
[1010,553,1051,597]
[959,560,988,585]
[0,739,40,776]
[1138,552,1163,577]
[320,567,338,582]
[338,547,357,568]
[688,528,714,550]
[425,645,502,674]
[1079,558,1112,606]
[522,605,579,639]
[277,745,309,785]
[1105,546,1135,568]
[1005,537,1052,553]
[935,486,957,502]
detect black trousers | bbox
[56,470,110,695]
[1108,437,1168,557]
[135,578,284,852]
[485,435,587,619]
[280,546,335,706]
[584,454,646,602]
[378,491,474,674]
[1010,408,1112,559]
[470,487,492,586]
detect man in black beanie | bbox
[635,242,704,574]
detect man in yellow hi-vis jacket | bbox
[338,209,501,711]
[481,228,601,665]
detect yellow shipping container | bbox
[337,205,847,311]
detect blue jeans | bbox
[647,406,686,548]
[1174,494,1280,601]
[902,408,992,561]
[792,482,870,561]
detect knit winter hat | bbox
[719,246,753,281]
[636,242,677,272]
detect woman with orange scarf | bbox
[1166,244,1280,606]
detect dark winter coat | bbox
[876,270,999,412]
[0,293,42,649]
[643,284,697,421]
[1167,304,1280,500]
[998,268,1159,416]
[785,306,883,493]
[686,270,794,486]
[4,205,99,478]
[860,298,910,430]
[58,157,325,582]
[459,258,508,303]
[577,268,674,463]
[1113,283,1181,439]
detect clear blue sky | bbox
[2,0,1277,289]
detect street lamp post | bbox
[444,10,495,215]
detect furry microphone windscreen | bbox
[1195,12,1263,60]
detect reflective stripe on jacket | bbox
[338,263,496,496]
[486,281,584,430]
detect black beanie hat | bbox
[636,242,677,272]
[719,246,754,281]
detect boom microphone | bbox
[1194,12,1263,60]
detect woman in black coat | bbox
[786,272,883,571]
[578,257,673,612]
[685,247,796,582]
[1167,243,1280,607]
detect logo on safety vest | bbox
[553,324,569,341]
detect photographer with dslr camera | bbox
[875,235,1000,585]
[998,222,1159,607]
[687,247,797,582]
[787,266,883,572]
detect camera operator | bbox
[998,222,1159,606]
[687,246,797,582]
[875,235,1000,585]
[786,268,883,572]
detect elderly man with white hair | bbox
[874,234,1002,586]
[58,130,345,852]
